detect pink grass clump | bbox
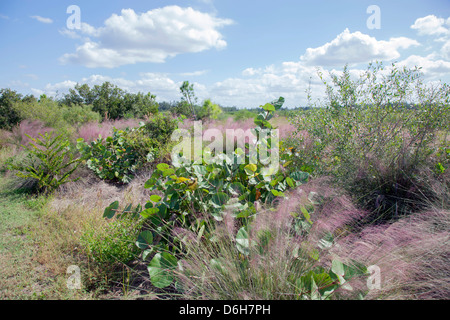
[264,177,450,300]
[77,119,141,142]
[332,208,450,299]
[10,120,54,147]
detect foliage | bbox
[62,82,159,120]
[289,62,450,218]
[198,99,223,120]
[60,104,102,126]
[105,97,312,289]
[13,96,67,130]
[233,109,257,121]
[0,88,24,130]
[77,114,179,183]
[77,126,151,184]
[7,131,81,194]
[141,113,180,146]
[80,215,143,266]
[179,81,198,120]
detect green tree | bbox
[180,81,198,119]
[0,88,24,130]
[123,92,159,118]
[200,99,223,120]
[61,82,159,120]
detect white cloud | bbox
[32,80,78,97]
[242,68,261,76]
[411,15,450,36]
[60,6,233,68]
[31,88,45,97]
[300,29,420,67]
[179,70,209,77]
[30,15,53,24]
[39,22,450,108]
[210,62,324,107]
[25,74,39,80]
[397,54,450,79]
[441,40,450,60]
[34,73,181,102]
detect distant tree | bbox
[200,99,223,120]
[60,82,159,120]
[0,88,24,130]
[180,81,198,119]
[22,94,37,104]
[158,101,178,112]
[90,82,125,119]
[171,101,193,118]
[123,92,158,118]
[61,83,95,106]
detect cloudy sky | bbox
[1,0,449,108]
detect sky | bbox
[0,0,449,108]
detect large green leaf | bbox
[147,252,178,288]
[211,192,229,206]
[150,194,162,203]
[103,201,119,219]
[261,103,275,112]
[271,97,285,110]
[136,230,153,249]
[236,226,250,256]
[290,171,309,185]
[244,163,257,175]
[140,207,159,219]
[156,163,170,171]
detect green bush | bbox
[107,97,313,289]
[60,104,101,126]
[7,131,81,194]
[289,62,450,219]
[77,127,150,184]
[198,99,223,120]
[77,114,179,184]
[81,216,143,266]
[233,109,257,121]
[13,97,66,130]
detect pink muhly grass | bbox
[275,178,450,300]
[10,120,54,147]
[77,119,141,142]
[331,209,450,299]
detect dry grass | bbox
[30,170,155,298]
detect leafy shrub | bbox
[77,114,179,184]
[77,127,150,184]
[107,97,313,289]
[12,97,66,130]
[198,99,223,120]
[81,215,143,266]
[289,62,450,219]
[233,109,257,121]
[138,113,180,159]
[60,104,101,126]
[7,131,81,194]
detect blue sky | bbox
[1,0,449,108]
